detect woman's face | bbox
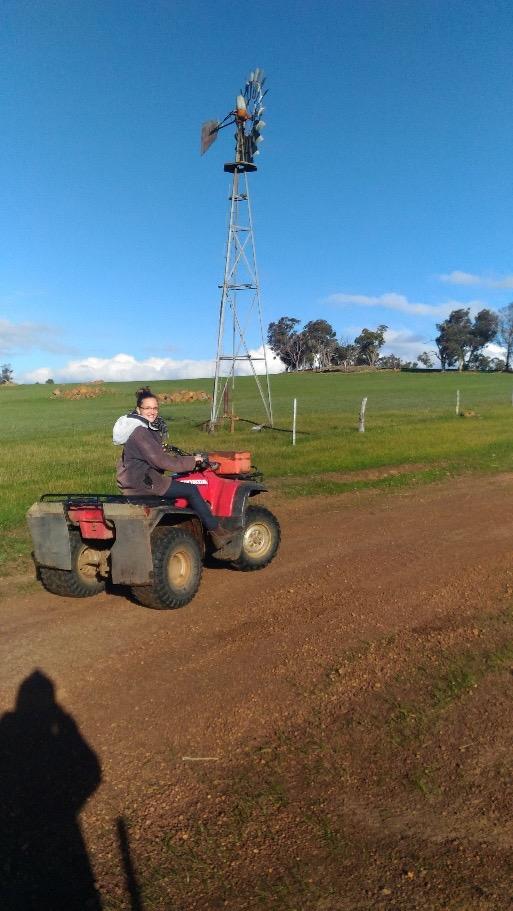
[137,397,159,419]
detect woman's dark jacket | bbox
[113,413,195,496]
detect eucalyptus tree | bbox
[435,308,498,370]
[0,363,13,384]
[354,325,388,366]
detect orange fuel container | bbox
[208,451,251,475]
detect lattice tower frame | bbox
[209,164,273,430]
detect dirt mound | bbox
[52,384,106,400]
[157,389,210,404]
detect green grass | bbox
[2,370,513,572]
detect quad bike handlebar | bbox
[194,455,220,472]
[164,443,219,473]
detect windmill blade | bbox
[240,67,268,162]
[200,119,220,155]
[245,67,266,103]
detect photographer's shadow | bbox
[0,669,102,910]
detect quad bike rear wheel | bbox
[132,525,202,610]
[38,528,106,597]
[232,505,280,572]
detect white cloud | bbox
[22,347,285,384]
[327,291,476,317]
[439,271,481,286]
[483,342,506,359]
[24,367,57,383]
[0,319,70,355]
[439,271,513,289]
[382,328,433,363]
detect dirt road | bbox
[2,474,513,910]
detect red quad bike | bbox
[27,451,280,610]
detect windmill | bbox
[201,68,273,432]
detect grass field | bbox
[2,370,513,573]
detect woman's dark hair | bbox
[135,386,168,439]
[135,386,156,407]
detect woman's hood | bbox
[112,413,148,445]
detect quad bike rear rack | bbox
[39,492,197,509]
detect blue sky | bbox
[2,0,512,382]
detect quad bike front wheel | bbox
[131,525,202,610]
[38,528,106,598]
[232,505,280,572]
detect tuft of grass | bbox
[409,765,438,798]
[432,661,477,708]
[230,773,288,826]
[388,701,427,746]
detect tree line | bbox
[3,302,513,384]
[267,302,513,372]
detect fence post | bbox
[292,398,297,446]
[456,389,460,415]
[358,397,367,433]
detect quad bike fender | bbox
[102,503,164,585]
[211,483,267,562]
[232,482,267,519]
[27,502,72,570]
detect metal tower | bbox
[201,69,273,431]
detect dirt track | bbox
[3,474,513,909]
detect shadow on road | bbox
[0,669,103,910]
[117,816,145,911]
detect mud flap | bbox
[26,502,72,569]
[103,504,157,585]
[211,530,244,563]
